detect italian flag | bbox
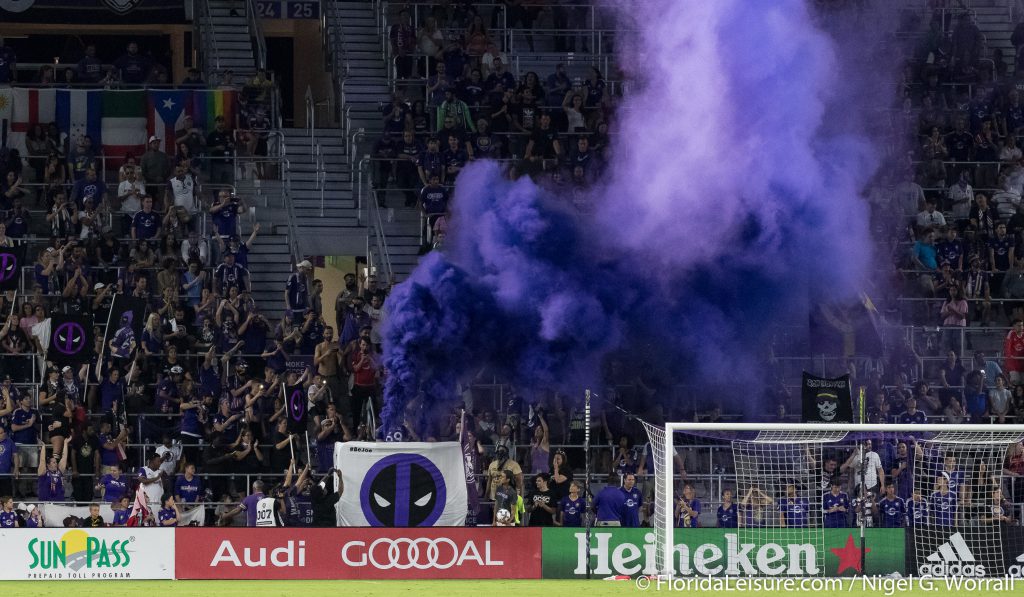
[101,90,147,166]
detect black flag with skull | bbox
[801,372,853,423]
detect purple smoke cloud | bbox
[380,0,896,432]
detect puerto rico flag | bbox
[148,89,190,153]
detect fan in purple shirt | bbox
[620,473,643,527]
[593,473,626,525]
[823,481,850,528]
[158,495,180,527]
[218,480,266,527]
[675,483,702,527]
[36,443,69,502]
[0,496,19,527]
[97,466,129,503]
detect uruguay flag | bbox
[148,90,191,153]
[55,90,103,147]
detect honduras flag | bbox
[56,90,103,147]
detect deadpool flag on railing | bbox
[46,314,95,366]
[801,372,853,424]
[285,384,308,434]
[0,245,25,291]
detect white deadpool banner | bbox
[334,441,467,527]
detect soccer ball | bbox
[495,509,512,525]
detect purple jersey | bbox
[717,503,738,527]
[101,474,129,503]
[593,486,625,523]
[878,496,906,527]
[37,470,64,502]
[158,507,176,526]
[780,497,810,527]
[110,325,135,358]
[931,491,957,526]
[621,487,642,527]
[241,492,264,527]
[823,492,849,528]
[0,510,17,527]
[676,498,701,528]
[907,498,928,527]
[559,496,584,527]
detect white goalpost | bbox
[643,422,1024,579]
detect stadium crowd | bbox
[2,2,1024,530]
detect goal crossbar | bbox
[655,422,1024,578]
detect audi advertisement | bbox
[174,528,543,580]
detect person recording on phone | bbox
[311,468,344,527]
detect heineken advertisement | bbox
[541,528,905,578]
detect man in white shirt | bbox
[180,230,210,267]
[139,452,165,508]
[894,177,926,220]
[916,197,947,228]
[117,168,145,214]
[165,164,197,214]
[947,173,974,220]
[841,440,885,496]
[155,435,182,494]
[480,42,509,77]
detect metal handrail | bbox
[367,185,395,284]
[280,155,303,269]
[195,0,222,76]
[244,0,268,72]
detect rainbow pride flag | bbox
[190,89,238,132]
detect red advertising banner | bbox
[174,528,542,580]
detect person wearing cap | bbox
[141,135,171,204]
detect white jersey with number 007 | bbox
[255,497,278,527]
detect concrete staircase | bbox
[200,0,259,79]
[972,2,1015,73]
[322,0,424,280]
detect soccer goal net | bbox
[642,422,1024,578]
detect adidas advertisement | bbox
[916,532,986,577]
[1004,527,1024,577]
[540,528,905,578]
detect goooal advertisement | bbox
[0,529,175,580]
[541,528,906,578]
[174,528,542,579]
